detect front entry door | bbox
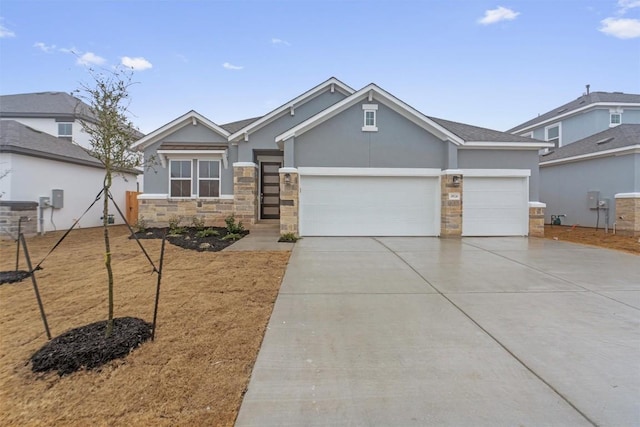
[260,162,281,219]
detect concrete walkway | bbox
[223,222,293,252]
[236,237,640,426]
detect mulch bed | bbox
[31,317,152,376]
[132,227,249,252]
[0,270,31,285]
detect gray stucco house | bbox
[133,78,551,237]
[509,89,640,236]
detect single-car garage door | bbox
[462,174,529,236]
[299,168,440,236]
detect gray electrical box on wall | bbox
[587,191,599,209]
[51,189,64,209]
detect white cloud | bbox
[618,0,640,13]
[223,62,243,70]
[0,20,15,38]
[271,38,291,46]
[599,17,640,38]
[478,6,520,25]
[77,52,106,66]
[34,42,56,53]
[121,56,153,71]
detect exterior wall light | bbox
[284,173,291,184]
[452,175,461,186]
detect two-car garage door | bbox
[298,169,440,236]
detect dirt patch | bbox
[0,225,290,426]
[544,225,640,255]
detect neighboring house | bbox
[0,91,95,148]
[133,77,551,238]
[0,120,139,237]
[509,90,640,236]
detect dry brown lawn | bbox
[544,225,640,255]
[0,226,290,426]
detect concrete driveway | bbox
[236,237,640,426]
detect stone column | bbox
[233,162,258,226]
[528,202,546,237]
[0,201,38,239]
[615,193,640,237]
[440,171,463,238]
[279,168,299,236]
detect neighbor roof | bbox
[220,117,261,134]
[0,120,139,173]
[429,117,544,143]
[540,124,640,164]
[0,91,94,122]
[509,91,640,133]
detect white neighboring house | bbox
[0,119,139,237]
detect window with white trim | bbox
[362,104,378,131]
[198,160,220,198]
[610,112,622,126]
[545,124,560,148]
[58,123,73,140]
[170,160,192,198]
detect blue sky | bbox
[1,0,639,134]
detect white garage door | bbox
[299,169,440,236]
[462,176,529,236]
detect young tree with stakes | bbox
[76,67,141,337]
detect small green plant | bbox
[224,214,245,234]
[167,215,185,235]
[221,233,243,241]
[279,232,300,242]
[134,217,147,233]
[191,216,206,230]
[196,228,220,238]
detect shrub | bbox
[221,233,243,241]
[167,215,185,235]
[224,215,245,234]
[278,232,300,242]
[134,217,147,233]
[191,216,206,230]
[196,228,220,238]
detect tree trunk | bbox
[103,171,114,338]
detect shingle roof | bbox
[0,92,94,121]
[220,117,262,134]
[428,116,544,143]
[539,124,640,163]
[0,120,138,174]
[508,91,640,133]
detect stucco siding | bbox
[237,90,348,161]
[4,153,137,232]
[540,154,637,227]
[294,102,446,168]
[458,149,540,200]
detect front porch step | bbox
[252,220,279,230]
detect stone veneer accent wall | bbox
[440,173,462,238]
[528,203,545,238]
[615,194,640,237]
[279,169,299,236]
[138,198,234,228]
[233,163,258,226]
[0,201,38,239]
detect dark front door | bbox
[260,162,281,219]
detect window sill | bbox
[362,126,378,132]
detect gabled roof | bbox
[276,83,550,148]
[540,124,640,165]
[509,91,640,133]
[428,117,545,144]
[220,116,262,134]
[228,77,355,142]
[132,110,230,150]
[0,91,95,122]
[0,120,138,174]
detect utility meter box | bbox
[51,189,64,209]
[587,191,599,209]
[599,198,609,209]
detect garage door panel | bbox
[463,177,528,237]
[300,175,439,236]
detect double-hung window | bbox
[545,124,561,148]
[170,160,192,198]
[58,123,73,140]
[198,160,220,198]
